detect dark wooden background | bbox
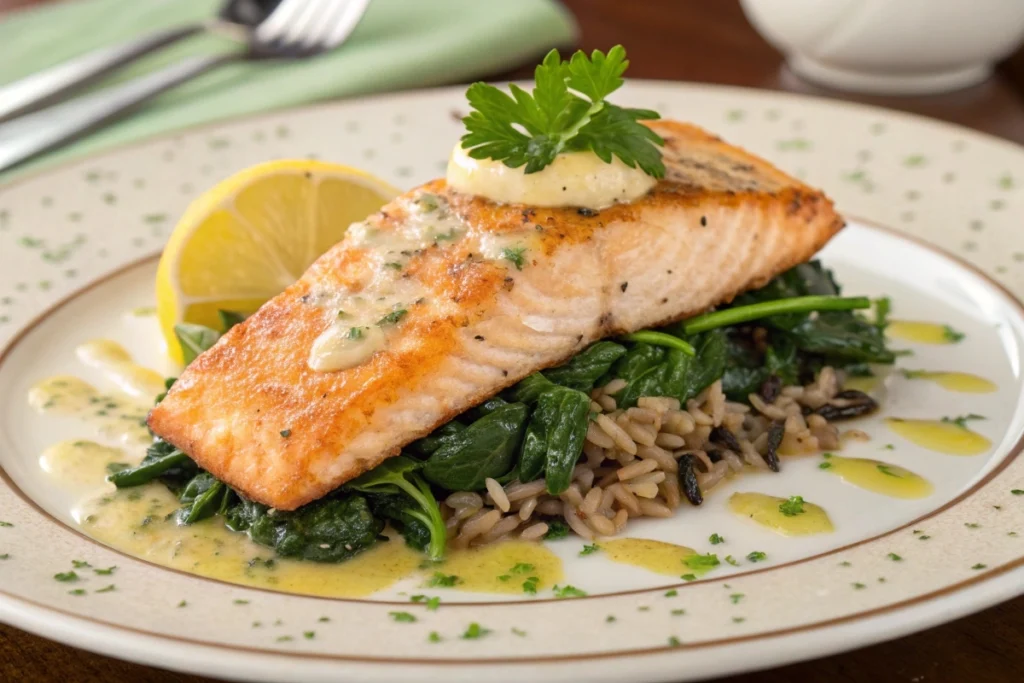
[0,1,1021,681]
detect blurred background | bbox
[1,0,1022,681]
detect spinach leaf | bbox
[608,343,667,408]
[423,402,529,491]
[538,388,591,494]
[367,493,431,551]
[225,494,382,563]
[217,309,247,332]
[612,332,726,408]
[107,440,197,489]
[176,473,231,525]
[346,456,446,561]
[675,330,727,401]
[507,373,555,405]
[408,421,466,457]
[174,323,220,366]
[543,341,627,391]
[518,408,552,483]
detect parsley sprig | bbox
[460,46,664,177]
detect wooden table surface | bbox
[1,1,1022,681]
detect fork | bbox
[0,0,371,173]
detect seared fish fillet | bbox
[149,121,844,510]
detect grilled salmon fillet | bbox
[148,120,844,510]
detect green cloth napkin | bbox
[0,0,576,178]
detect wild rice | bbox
[442,369,866,546]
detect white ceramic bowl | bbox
[740,0,1024,94]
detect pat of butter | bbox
[446,144,656,209]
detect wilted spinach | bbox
[423,402,529,490]
[517,386,590,492]
[345,456,446,561]
[542,341,627,391]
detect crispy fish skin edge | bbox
[148,120,844,510]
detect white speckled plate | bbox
[0,82,1022,683]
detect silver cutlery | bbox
[0,0,371,173]
[0,0,277,123]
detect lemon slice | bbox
[156,160,400,364]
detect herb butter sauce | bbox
[728,492,834,536]
[599,538,702,576]
[446,144,656,210]
[885,418,991,455]
[28,375,151,446]
[820,455,933,499]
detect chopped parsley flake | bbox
[177,600,187,608]
[511,562,535,574]
[919,535,932,540]
[461,622,491,639]
[818,461,833,470]
[671,608,686,616]
[552,584,587,598]
[746,551,767,563]
[637,606,650,612]
[71,560,91,568]
[971,563,987,570]
[252,621,262,628]
[732,617,746,624]
[606,615,617,623]
[724,555,739,566]
[544,520,570,540]
[684,553,720,571]
[233,599,250,605]
[384,262,403,270]
[280,429,292,438]
[93,566,116,575]
[389,611,417,623]
[497,574,511,582]
[729,593,744,604]
[0,554,9,560]
[68,588,87,596]
[709,533,725,545]
[0,521,12,527]
[1012,489,1023,496]
[428,631,442,643]
[54,571,78,582]
[303,631,315,640]
[377,308,408,326]
[778,495,807,516]
[876,464,901,478]
[425,572,461,587]
[95,584,115,593]
[425,596,441,610]
[664,589,678,597]
[681,573,697,581]
[965,522,981,529]
[852,582,866,590]
[276,636,293,643]
[887,553,902,561]
[580,543,600,556]
[522,576,540,595]
[839,561,852,567]
[501,246,527,270]
[346,326,364,340]
[511,628,528,637]
[882,444,895,450]
[942,414,985,429]
[942,325,965,343]
[668,636,682,647]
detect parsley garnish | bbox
[177,600,187,608]
[671,608,686,616]
[709,533,725,545]
[522,576,540,595]
[389,611,417,623]
[501,246,527,270]
[425,572,461,588]
[280,429,292,438]
[852,582,866,590]
[664,589,678,597]
[684,553,720,571]
[606,615,617,623]
[303,631,315,640]
[377,308,407,326]
[819,461,832,470]
[510,562,535,574]
[971,563,987,570]
[71,560,91,569]
[462,622,491,639]
[0,554,9,560]
[384,262,403,270]
[887,553,902,562]
[681,574,697,581]
[428,631,442,643]
[318,616,330,622]
[552,584,587,598]
[724,555,739,566]
[543,520,570,540]
[668,636,682,647]
[1012,489,1024,495]
[746,551,767,563]
[460,46,664,177]
[580,544,600,556]
[0,521,12,527]
[346,326,364,340]
[942,325,965,343]
[778,495,806,516]
[876,464,901,477]
[729,593,744,604]
[93,566,116,575]
[941,414,985,429]
[54,571,78,582]
[68,589,86,596]
[95,584,116,593]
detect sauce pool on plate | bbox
[820,454,933,499]
[599,538,700,576]
[728,492,834,536]
[901,370,996,394]
[886,320,962,345]
[885,418,991,456]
